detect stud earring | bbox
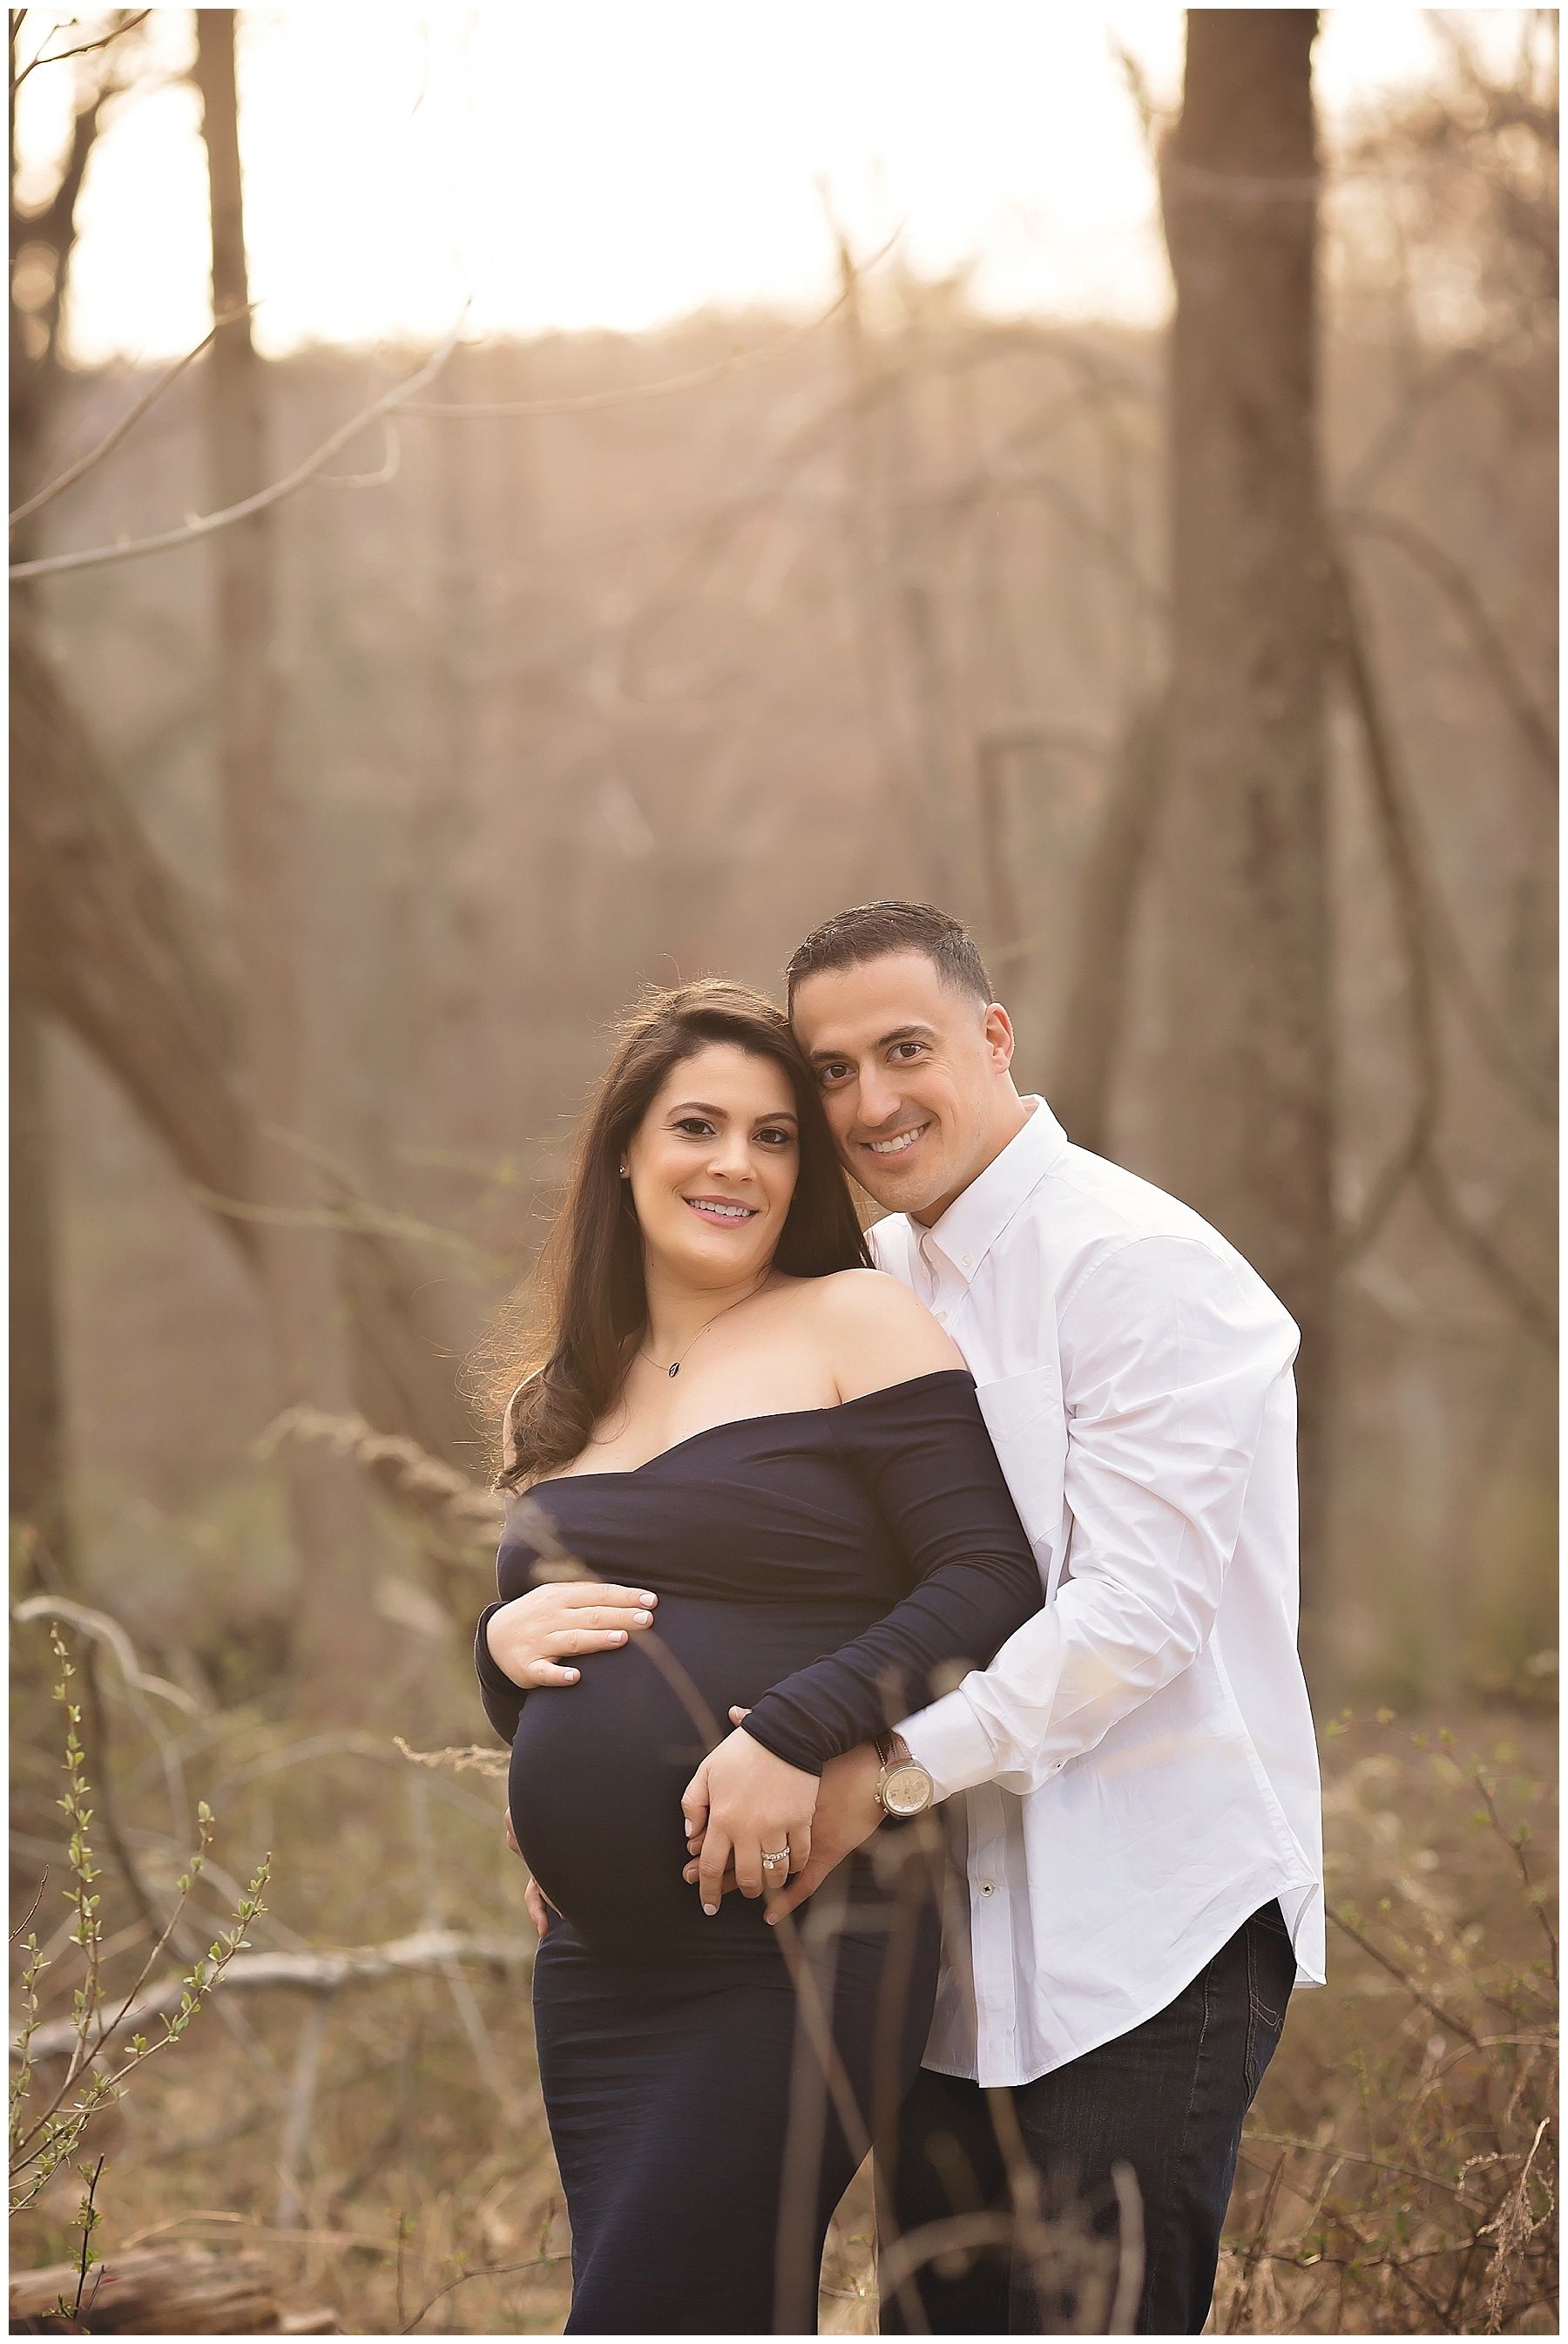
[618,1163,629,1178]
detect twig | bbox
[68,2152,107,2321]
[1342,315,1535,505]
[1331,544,1555,1329]
[10,308,470,581]
[11,8,149,89]
[275,1993,336,2234]
[1468,1766,1558,1986]
[1483,2115,1552,2335]
[1329,547,1442,1261]
[1341,505,1556,782]
[1413,1155,1555,1351]
[11,1596,202,1716]
[256,1405,499,1546]
[391,1737,508,1780]
[1107,2159,1145,2333]
[10,1875,47,1943]
[1335,539,1553,1124]
[1227,2152,1288,2334]
[8,308,256,529]
[1327,1903,1482,2049]
[399,2253,566,2333]
[182,1175,505,1273]
[1247,2130,1484,2201]
[400,230,901,418]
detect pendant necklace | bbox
[640,1286,760,1379]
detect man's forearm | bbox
[899,1573,1216,1800]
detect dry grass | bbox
[1209,1708,1557,2337]
[9,1613,1556,2335]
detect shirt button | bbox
[935,1311,947,1324]
[978,1880,996,1896]
[962,1253,973,1268]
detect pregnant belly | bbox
[509,1593,868,1957]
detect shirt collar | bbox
[916,1096,1067,1287]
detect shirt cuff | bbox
[898,1683,1000,1802]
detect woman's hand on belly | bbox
[487,1578,659,1689]
[682,1729,819,1914]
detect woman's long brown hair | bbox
[471,981,870,1490]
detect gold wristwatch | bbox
[875,1730,935,1818]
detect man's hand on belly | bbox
[680,1725,820,1914]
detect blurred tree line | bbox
[10,9,1558,1713]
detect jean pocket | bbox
[1243,1918,1293,2097]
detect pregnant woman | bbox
[472,980,1042,2333]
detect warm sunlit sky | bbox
[13,6,1540,364]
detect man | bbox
[499,900,1324,2334]
[684,901,1323,2334]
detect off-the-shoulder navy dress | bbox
[474,1367,1042,2334]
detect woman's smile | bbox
[684,1194,760,1223]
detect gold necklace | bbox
[640,1286,760,1380]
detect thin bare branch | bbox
[1342,505,1556,783]
[1327,1903,1483,2049]
[12,9,150,91]
[1331,550,1443,1263]
[1341,313,1537,505]
[10,1875,47,1944]
[398,229,902,417]
[9,307,470,581]
[9,306,255,528]
[1415,1154,1556,1350]
[11,1595,203,1715]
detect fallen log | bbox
[9,2244,337,2333]
[14,1927,527,2065]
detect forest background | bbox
[9,8,1558,2335]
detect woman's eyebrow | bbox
[666,1100,797,1121]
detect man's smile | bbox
[862,1121,932,1159]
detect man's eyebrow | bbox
[807,1023,937,1065]
[667,1099,798,1121]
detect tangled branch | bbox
[10,308,470,582]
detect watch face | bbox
[883,1763,932,1818]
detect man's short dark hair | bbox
[785,901,993,1011]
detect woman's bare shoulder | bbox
[788,1267,964,1400]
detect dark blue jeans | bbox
[878,1900,1296,2334]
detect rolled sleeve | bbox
[898,1237,1300,1799]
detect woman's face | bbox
[624,1042,801,1291]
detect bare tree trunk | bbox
[10,617,474,1469]
[8,22,105,1589]
[833,240,955,898]
[1051,692,1166,1156]
[9,1000,71,1587]
[194,15,380,1687]
[1159,12,1336,1643]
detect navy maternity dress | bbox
[474,1366,1042,2334]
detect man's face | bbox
[790,951,1017,1223]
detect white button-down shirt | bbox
[873,1098,1325,2088]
